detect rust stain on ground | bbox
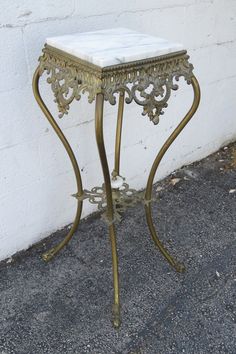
[221,143,236,170]
[230,147,236,168]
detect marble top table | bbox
[33,27,200,329]
[46,27,183,67]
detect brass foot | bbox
[42,247,57,262]
[112,303,121,329]
[173,261,186,273]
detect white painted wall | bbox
[0,0,236,261]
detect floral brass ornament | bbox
[38,45,194,124]
[73,182,147,224]
[38,46,102,118]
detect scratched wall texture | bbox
[0,0,236,260]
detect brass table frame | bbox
[32,45,200,328]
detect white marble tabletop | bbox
[46,28,183,68]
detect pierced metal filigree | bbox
[102,55,194,124]
[73,183,147,224]
[38,46,102,118]
[38,45,194,124]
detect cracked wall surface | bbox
[0,0,236,260]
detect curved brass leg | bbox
[113,91,125,177]
[32,67,83,262]
[145,76,201,272]
[95,93,121,328]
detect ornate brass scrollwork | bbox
[38,46,193,124]
[73,182,145,224]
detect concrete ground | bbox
[0,144,236,354]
